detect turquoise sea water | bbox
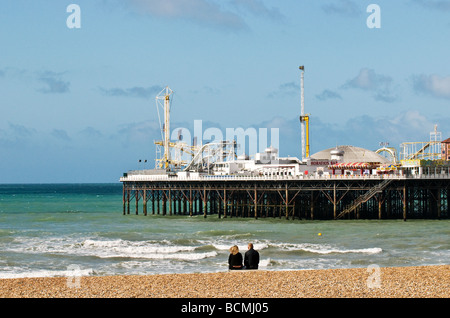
[0,183,448,278]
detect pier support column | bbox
[435,188,441,219]
[157,190,161,214]
[135,190,139,215]
[169,189,172,216]
[122,185,126,215]
[203,187,207,218]
[254,188,258,219]
[378,194,382,220]
[223,189,227,218]
[143,190,147,216]
[285,186,289,219]
[333,184,337,219]
[152,190,155,215]
[162,191,167,216]
[127,190,130,215]
[403,186,407,221]
[386,190,391,218]
[446,187,450,217]
[189,187,193,217]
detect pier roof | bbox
[311,145,390,164]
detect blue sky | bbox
[1,0,450,183]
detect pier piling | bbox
[121,176,450,220]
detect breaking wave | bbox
[271,243,382,255]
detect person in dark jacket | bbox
[244,243,259,269]
[228,245,243,270]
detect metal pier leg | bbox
[189,187,193,217]
[143,189,147,216]
[169,189,172,216]
[162,191,167,216]
[183,192,187,215]
[122,185,126,216]
[157,190,161,215]
[285,186,289,219]
[403,186,407,221]
[203,187,207,218]
[127,190,130,215]
[254,188,258,219]
[333,184,336,219]
[152,190,155,215]
[378,194,382,220]
[223,189,227,218]
[446,187,450,217]
[437,188,441,219]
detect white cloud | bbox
[99,85,164,99]
[343,68,399,103]
[124,0,284,30]
[412,0,450,11]
[51,129,71,142]
[267,81,299,98]
[127,0,248,30]
[412,74,450,99]
[37,71,70,94]
[344,68,390,90]
[322,0,361,17]
[231,0,284,21]
[0,123,37,148]
[315,89,342,101]
[116,120,161,147]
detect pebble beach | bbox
[0,265,448,298]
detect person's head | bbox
[229,245,239,255]
[248,243,253,250]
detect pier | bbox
[120,174,450,220]
[120,83,450,221]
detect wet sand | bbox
[0,265,448,298]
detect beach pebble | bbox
[0,265,448,298]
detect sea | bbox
[0,183,449,279]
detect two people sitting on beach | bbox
[228,243,259,270]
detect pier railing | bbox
[120,172,450,182]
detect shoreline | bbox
[0,265,448,298]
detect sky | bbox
[1,0,450,183]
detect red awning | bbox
[328,162,373,169]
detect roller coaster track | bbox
[408,142,430,160]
